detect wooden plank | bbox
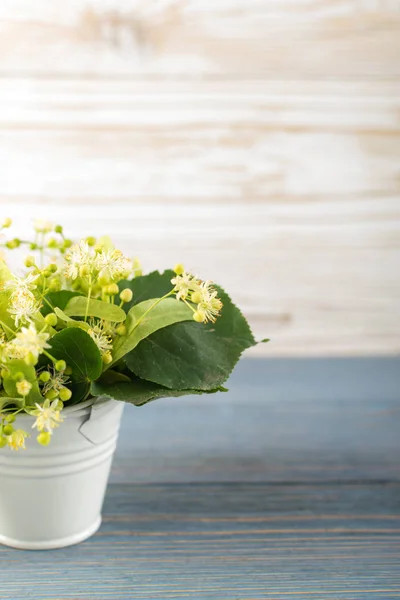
[0,358,399,597]
[0,79,399,355]
[111,358,400,484]
[0,1,399,79]
[0,484,399,598]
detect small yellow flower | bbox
[34,219,53,234]
[194,281,223,324]
[31,398,63,434]
[95,248,132,283]
[64,240,95,281]
[16,379,32,397]
[88,320,113,357]
[7,289,40,326]
[171,271,200,301]
[7,429,28,451]
[13,323,50,360]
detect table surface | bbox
[0,358,399,599]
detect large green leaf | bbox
[91,378,227,407]
[125,286,256,391]
[48,328,103,385]
[64,297,126,322]
[2,359,43,406]
[118,270,174,313]
[110,297,193,366]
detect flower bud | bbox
[24,255,36,268]
[106,283,119,296]
[119,288,133,303]
[48,279,61,292]
[6,238,20,249]
[63,239,73,249]
[55,360,67,372]
[191,291,202,304]
[79,264,90,278]
[193,310,206,323]
[3,425,14,436]
[47,238,58,249]
[30,242,38,250]
[59,387,72,401]
[54,225,63,234]
[5,414,16,424]
[2,217,12,228]
[98,271,111,286]
[13,371,25,382]
[115,324,127,336]
[24,352,38,366]
[102,352,113,365]
[173,263,185,275]
[39,371,51,383]
[86,236,96,247]
[0,437,7,448]
[37,432,52,446]
[45,313,58,327]
[45,389,58,400]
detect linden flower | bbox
[13,323,50,359]
[42,368,70,396]
[194,282,223,324]
[34,219,53,234]
[7,429,28,451]
[31,398,63,434]
[95,248,132,283]
[8,288,40,326]
[64,240,95,280]
[88,321,113,356]
[171,271,200,301]
[16,379,32,397]
[3,342,26,361]
[4,272,39,293]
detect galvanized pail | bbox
[0,396,124,550]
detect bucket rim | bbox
[13,396,116,420]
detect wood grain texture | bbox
[0,79,399,356]
[0,1,399,79]
[0,358,399,599]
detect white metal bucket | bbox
[0,396,124,550]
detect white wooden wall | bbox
[0,1,399,356]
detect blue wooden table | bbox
[1,358,399,599]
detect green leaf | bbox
[41,291,84,317]
[118,270,174,313]
[110,297,193,366]
[91,378,227,407]
[64,297,126,322]
[48,327,102,385]
[54,307,90,331]
[125,286,256,391]
[0,397,24,409]
[97,370,131,385]
[2,359,43,406]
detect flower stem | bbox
[84,276,92,322]
[129,290,174,332]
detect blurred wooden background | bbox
[0,1,399,356]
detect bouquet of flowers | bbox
[0,219,264,450]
